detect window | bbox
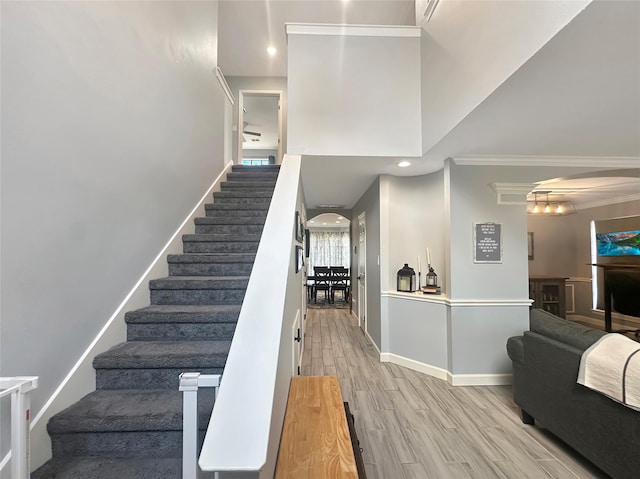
[308,230,350,272]
[241,158,270,165]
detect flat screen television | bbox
[596,230,640,257]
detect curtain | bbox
[308,230,350,273]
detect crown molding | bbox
[453,155,640,168]
[490,183,536,205]
[575,192,640,211]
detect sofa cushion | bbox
[530,309,605,351]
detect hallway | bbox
[302,309,606,479]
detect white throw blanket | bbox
[578,333,640,411]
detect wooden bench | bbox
[275,376,364,478]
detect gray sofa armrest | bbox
[506,336,524,364]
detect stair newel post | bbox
[180,372,201,479]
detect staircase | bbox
[32,164,280,479]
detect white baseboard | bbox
[379,353,513,386]
[447,373,512,386]
[380,353,448,381]
[10,162,233,475]
[365,331,381,355]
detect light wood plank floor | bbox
[301,308,608,479]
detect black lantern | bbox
[426,266,438,287]
[397,264,416,292]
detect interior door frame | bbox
[357,212,367,334]
[237,90,283,165]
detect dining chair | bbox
[330,267,349,303]
[313,267,332,304]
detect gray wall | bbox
[351,178,382,347]
[1,0,225,461]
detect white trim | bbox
[29,162,233,432]
[565,283,575,314]
[453,155,640,168]
[566,277,591,283]
[380,353,448,381]
[382,290,449,304]
[0,454,10,475]
[490,183,536,205]
[575,192,640,211]
[447,373,512,386]
[285,23,421,38]
[215,67,235,105]
[382,291,532,307]
[365,330,381,356]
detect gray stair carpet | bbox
[32,164,280,479]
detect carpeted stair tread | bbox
[31,457,182,479]
[149,276,249,290]
[93,340,230,369]
[194,216,267,225]
[213,190,274,198]
[226,172,279,181]
[221,181,276,189]
[167,253,256,264]
[182,233,261,242]
[205,202,270,209]
[231,164,280,171]
[125,304,240,324]
[47,389,214,434]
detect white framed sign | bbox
[474,222,502,263]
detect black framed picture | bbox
[295,245,304,273]
[305,228,310,257]
[528,232,534,260]
[295,211,304,243]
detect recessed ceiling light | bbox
[323,222,327,225]
[398,161,411,168]
[309,220,315,223]
[267,46,277,56]
[335,221,340,224]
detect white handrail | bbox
[0,376,38,479]
[199,155,302,476]
[179,373,221,479]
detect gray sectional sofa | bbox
[507,309,640,479]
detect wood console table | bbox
[275,376,365,478]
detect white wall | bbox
[0,0,225,464]
[287,24,421,157]
[420,0,590,153]
[385,172,445,291]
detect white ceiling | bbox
[218,0,640,210]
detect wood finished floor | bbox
[301,308,608,479]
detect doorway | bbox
[357,212,367,333]
[237,90,283,165]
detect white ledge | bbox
[285,23,421,38]
[382,291,532,307]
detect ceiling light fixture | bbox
[532,192,540,213]
[543,193,551,213]
[398,161,411,168]
[267,46,277,56]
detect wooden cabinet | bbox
[529,276,567,319]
